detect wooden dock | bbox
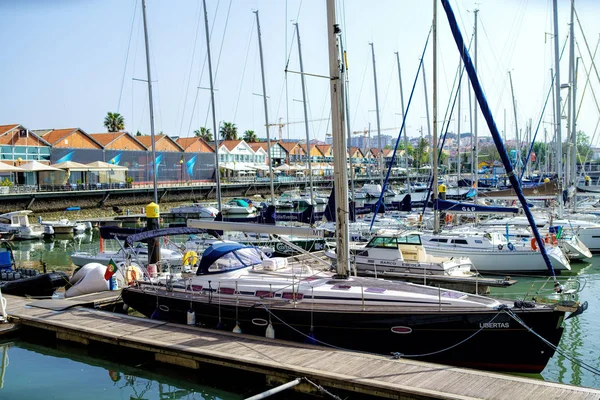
[2,293,599,399]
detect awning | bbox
[220,162,254,171]
[0,162,24,173]
[52,161,91,171]
[246,164,270,171]
[85,161,128,171]
[274,164,292,171]
[19,161,63,172]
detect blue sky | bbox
[1,0,599,146]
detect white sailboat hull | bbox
[423,246,570,273]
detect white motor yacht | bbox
[421,231,571,274]
[0,211,48,240]
[170,203,219,218]
[350,231,473,276]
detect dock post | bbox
[146,202,161,265]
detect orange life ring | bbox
[544,234,550,244]
[126,267,138,285]
[530,238,538,251]
[551,234,558,246]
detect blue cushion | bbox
[0,251,12,270]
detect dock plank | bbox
[2,294,599,400]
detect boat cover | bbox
[434,199,519,214]
[197,242,264,275]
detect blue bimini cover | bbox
[197,242,265,275]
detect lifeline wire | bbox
[503,308,600,377]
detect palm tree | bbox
[220,122,238,140]
[194,127,213,142]
[104,112,125,132]
[243,130,258,142]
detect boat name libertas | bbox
[480,322,510,329]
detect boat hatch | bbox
[255,290,274,298]
[365,287,386,293]
[331,284,352,290]
[282,292,303,300]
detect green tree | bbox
[220,122,238,140]
[414,138,429,168]
[576,131,592,163]
[135,130,142,136]
[243,130,258,142]
[103,112,125,132]
[194,127,213,142]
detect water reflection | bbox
[542,257,600,390]
[0,340,241,399]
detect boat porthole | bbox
[252,318,269,326]
[158,305,170,312]
[391,326,412,334]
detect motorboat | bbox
[170,203,219,219]
[358,183,384,198]
[420,231,571,274]
[0,241,68,296]
[122,241,584,373]
[350,232,473,276]
[278,190,314,208]
[0,211,49,240]
[457,224,592,261]
[221,199,257,215]
[40,218,92,235]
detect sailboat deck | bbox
[2,293,599,399]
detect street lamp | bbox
[16,157,22,186]
[180,157,184,184]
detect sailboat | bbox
[121,0,585,373]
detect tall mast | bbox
[202,0,222,210]
[422,63,433,172]
[395,52,409,193]
[509,71,519,177]
[141,0,158,204]
[294,23,314,202]
[327,0,349,277]
[369,42,384,187]
[572,58,579,190]
[552,0,564,218]
[254,10,275,204]
[568,0,577,187]
[457,60,462,184]
[343,41,356,203]
[432,0,439,233]
[473,8,479,198]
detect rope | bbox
[117,0,138,113]
[397,312,502,359]
[176,1,203,137]
[259,304,508,361]
[369,26,433,231]
[503,308,600,377]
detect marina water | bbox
[6,231,600,390]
